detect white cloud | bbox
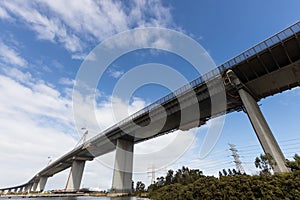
[2,67,32,83]
[50,60,64,70]
[42,65,52,73]
[108,68,124,79]
[0,1,82,52]
[0,6,11,19]
[0,40,27,67]
[59,77,75,86]
[0,68,74,130]
[127,0,173,28]
[0,0,174,55]
[71,54,87,60]
[72,93,148,139]
[71,52,97,61]
[0,69,77,188]
[106,96,146,124]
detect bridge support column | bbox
[26,183,33,192]
[36,176,48,192]
[31,181,38,192]
[65,160,86,191]
[226,69,289,173]
[18,187,24,193]
[238,88,290,173]
[24,184,30,193]
[111,139,134,193]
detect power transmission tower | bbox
[229,143,245,174]
[147,164,156,184]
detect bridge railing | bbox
[85,21,300,144]
[220,21,300,70]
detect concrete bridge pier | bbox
[27,183,33,192]
[65,160,86,191]
[24,184,31,193]
[111,139,134,193]
[36,176,48,192]
[18,187,24,193]
[226,70,289,173]
[31,181,38,192]
[238,89,290,173]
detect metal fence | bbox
[86,21,300,144]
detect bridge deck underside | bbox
[232,32,300,99]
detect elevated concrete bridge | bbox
[1,21,300,193]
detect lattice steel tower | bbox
[229,143,245,174]
[147,164,156,184]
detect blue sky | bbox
[0,0,300,190]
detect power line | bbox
[237,143,300,154]
[236,137,300,149]
[279,137,300,143]
[171,137,300,176]
[238,146,300,154]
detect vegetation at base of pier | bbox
[146,154,300,200]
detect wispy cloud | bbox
[0,40,27,67]
[1,68,74,128]
[0,6,11,19]
[71,54,87,60]
[0,68,77,187]
[0,0,174,56]
[108,68,124,79]
[59,77,75,86]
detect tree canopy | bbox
[147,153,300,200]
